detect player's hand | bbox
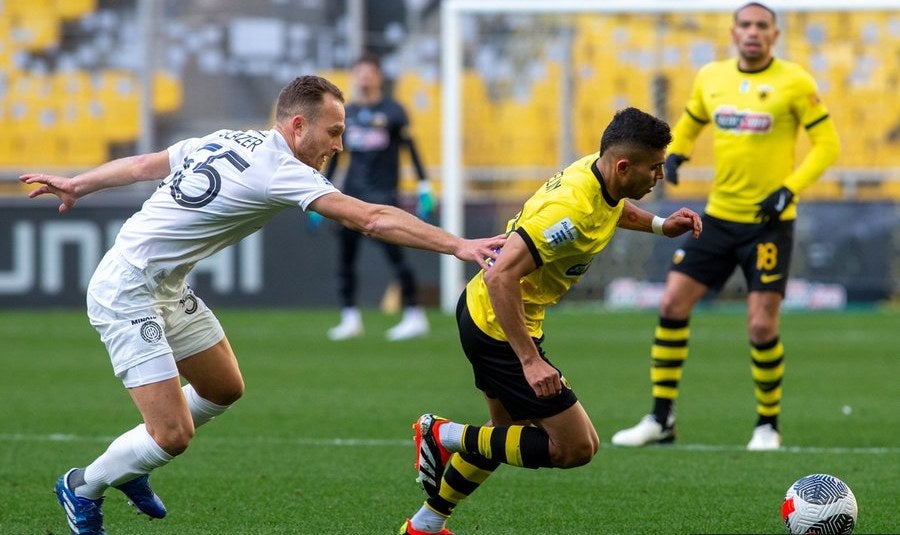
[663,153,689,185]
[523,359,562,399]
[756,186,794,224]
[661,207,703,239]
[416,181,434,222]
[306,210,324,231]
[454,234,506,270]
[19,173,79,214]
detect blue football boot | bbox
[55,468,105,535]
[114,474,167,518]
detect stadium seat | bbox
[395,73,441,168]
[95,70,140,143]
[54,0,98,21]
[9,7,61,51]
[153,71,184,115]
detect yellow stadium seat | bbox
[6,76,55,136]
[394,73,440,166]
[153,71,184,115]
[5,0,54,17]
[9,129,62,167]
[0,122,14,166]
[59,132,109,167]
[54,0,98,20]
[95,70,140,143]
[52,70,92,104]
[10,8,61,51]
[879,180,900,201]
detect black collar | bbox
[738,57,775,74]
[592,159,619,207]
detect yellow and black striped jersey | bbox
[465,153,623,341]
[670,58,840,223]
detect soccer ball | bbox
[782,474,857,534]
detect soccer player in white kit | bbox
[20,75,504,535]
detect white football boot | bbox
[386,306,430,341]
[746,423,782,451]
[327,308,364,340]
[611,414,676,447]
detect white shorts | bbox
[87,249,225,388]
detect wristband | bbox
[651,215,665,235]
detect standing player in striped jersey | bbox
[399,107,703,535]
[612,2,841,451]
[22,75,505,535]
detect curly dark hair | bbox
[599,107,672,156]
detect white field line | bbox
[0,432,896,455]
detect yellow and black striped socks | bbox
[751,336,784,428]
[424,452,500,517]
[460,424,552,469]
[650,316,689,423]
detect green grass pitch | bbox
[1,306,897,534]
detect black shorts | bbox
[670,214,794,295]
[456,291,578,421]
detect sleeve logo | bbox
[542,217,578,249]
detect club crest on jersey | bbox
[713,106,773,133]
[758,84,773,101]
[542,217,577,249]
[672,248,686,265]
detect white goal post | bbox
[438,0,897,312]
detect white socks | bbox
[411,503,448,533]
[183,383,230,427]
[438,421,465,452]
[342,307,362,325]
[77,424,173,499]
[75,385,229,500]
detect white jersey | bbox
[114,128,338,298]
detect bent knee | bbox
[658,294,691,319]
[202,379,245,407]
[152,424,195,456]
[553,440,599,468]
[217,380,244,406]
[748,322,778,346]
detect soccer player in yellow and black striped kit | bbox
[399,108,703,535]
[612,2,841,451]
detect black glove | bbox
[756,186,794,223]
[664,153,689,185]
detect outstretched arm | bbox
[309,191,504,270]
[618,201,702,239]
[19,150,171,214]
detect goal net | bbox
[436,0,899,311]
